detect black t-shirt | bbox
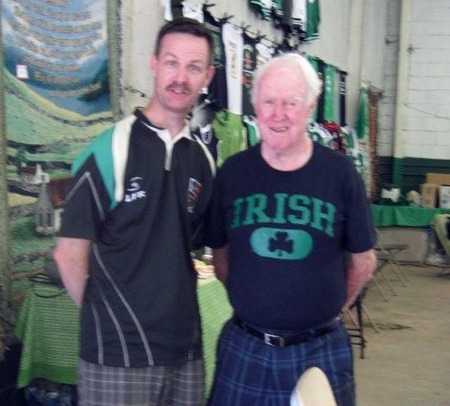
[203,10,228,110]
[242,32,257,116]
[60,110,215,367]
[316,59,326,123]
[339,71,347,126]
[207,143,374,330]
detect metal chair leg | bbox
[361,304,381,333]
[355,298,365,359]
[388,260,408,286]
[371,276,390,302]
[378,267,398,296]
[343,309,358,327]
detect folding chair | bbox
[368,254,392,301]
[376,245,409,285]
[343,288,380,359]
[375,229,410,286]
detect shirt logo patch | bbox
[187,178,202,213]
[250,228,313,260]
[125,176,146,202]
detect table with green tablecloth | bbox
[15,282,79,388]
[371,205,450,227]
[15,277,232,397]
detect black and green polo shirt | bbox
[60,109,215,367]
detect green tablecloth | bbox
[371,205,450,227]
[15,277,232,397]
[198,278,232,394]
[15,283,80,388]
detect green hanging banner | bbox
[307,55,319,122]
[356,86,372,196]
[356,86,369,139]
[0,0,119,306]
[323,63,335,122]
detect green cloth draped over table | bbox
[15,278,232,399]
[371,205,450,227]
[15,283,79,388]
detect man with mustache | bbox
[54,18,215,406]
[207,53,376,406]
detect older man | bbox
[207,53,376,406]
[54,18,215,406]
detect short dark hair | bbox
[155,18,214,66]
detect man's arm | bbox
[213,244,229,286]
[343,249,377,310]
[53,237,92,307]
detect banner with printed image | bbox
[2,0,113,115]
[0,0,117,304]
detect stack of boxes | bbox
[420,173,450,208]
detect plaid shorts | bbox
[78,358,205,406]
[208,319,354,406]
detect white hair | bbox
[251,53,323,107]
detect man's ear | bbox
[307,101,317,116]
[204,65,216,88]
[150,54,158,76]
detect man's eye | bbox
[188,65,202,73]
[264,100,275,105]
[166,60,177,67]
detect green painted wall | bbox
[376,156,450,196]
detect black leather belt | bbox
[233,316,340,347]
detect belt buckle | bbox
[264,333,285,347]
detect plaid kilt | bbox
[207,319,354,406]
[78,358,205,406]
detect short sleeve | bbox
[59,154,111,241]
[204,167,228,249]
[343,165,375,253]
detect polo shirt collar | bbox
[134,109,193,144]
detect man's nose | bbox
[273,102,284,120]
[174,66,188,83]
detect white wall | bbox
[378,0,401,157]
[299,0,351,69]
[120,0,370,125]
[378,0,450,159]
[361,0,387,90]
[342,0,390,127]
[120,1,166,114]
[403,0,450,159]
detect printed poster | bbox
[1,0,116,299]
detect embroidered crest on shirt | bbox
[187,178,202,213]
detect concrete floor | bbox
[353,264,450,406]
[2,263,449,405]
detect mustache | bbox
[166,82,191,93]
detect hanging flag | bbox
[223,22,243,116]
[356,86,372,195]
[1,0,116,295]
[323,63,335,122]
[356,87,369,139]
[305,0,321,42]
[242,32,257,116]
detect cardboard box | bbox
[426,173,450,186]
[439,186,450,209]
[420,183,439,208]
